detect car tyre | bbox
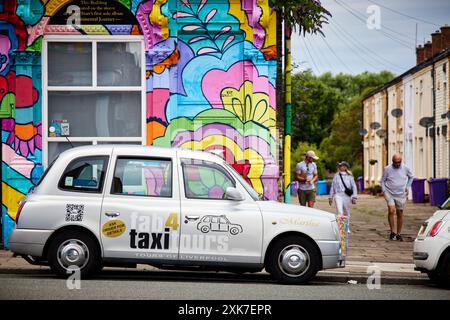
[200,225,210,233]
[47,230,101,278]
[266,235,320,285]
[436,252,450,288]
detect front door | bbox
[100,155,180,262]
[178,156,263,265]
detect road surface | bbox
[0,269,449,300]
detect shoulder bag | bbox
[339,173,353,197]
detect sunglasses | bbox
[393,161,402,164]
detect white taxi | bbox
[414,197,450,287]
[9,145,344,284]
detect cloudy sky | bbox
[291,0,450,75]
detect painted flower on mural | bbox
[1,71,41,157]
[222,80,276,135]
[202,61,276,137]
[2,119,42,157]
[153,108,278,200]
[0,72,39,109]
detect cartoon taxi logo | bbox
[197,215,243,235]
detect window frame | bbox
[181,158,236,200]
[42,35,146,167]
[58,155,109,194]
[110,156,174,198]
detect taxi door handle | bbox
[105,212,120,217]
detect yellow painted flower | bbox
[221,80,276,137]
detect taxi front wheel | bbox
[266,236,320,284]
[47,231,101,278]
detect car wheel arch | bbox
[43,225,103,260]
[263,231,323,270]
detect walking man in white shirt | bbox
[380,154,414,241]
[295,150,319,207]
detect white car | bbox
[9,145,344,284]
[413,197,450,287]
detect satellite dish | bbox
[419,117,434,128]
[376,129,386,138]
[369,122,381,130]
[359,128,368,136]
[391,108,403,118]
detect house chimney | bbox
[416,45,425,65]
[431,30,443,56]
[441,24,450,50]
[424,41,432,60]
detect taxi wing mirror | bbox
[224,187,245,201]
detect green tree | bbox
[291,70,394,153]
[272,0,331,123]
[291,70,394,177]
[319,87,381,173]
[291,70,342,147]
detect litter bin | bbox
[411,178,426,203]
[428,178,449,207]
[290,181,298,196]
[316,180,327,195]
[357,176,364,193]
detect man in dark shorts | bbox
[380,154,414,241]
[295,151,319,207]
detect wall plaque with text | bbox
[49,0,137,25]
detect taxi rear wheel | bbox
[266,236,320,285]
[48,231,101,278]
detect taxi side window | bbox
[181,159,235,200]
[111,157,172,197]
[59,156,108,193]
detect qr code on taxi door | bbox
[66,204,84,222]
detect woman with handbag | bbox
[329,161,358,233]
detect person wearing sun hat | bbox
[295,150,319,207]
[329,161,358,233]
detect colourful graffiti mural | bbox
[1,0,277,247]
